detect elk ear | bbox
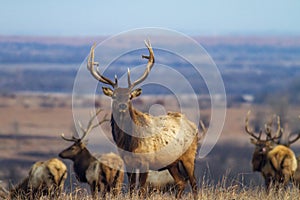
[102,87,113,97]
[130,88,142,99]
[82,140,88,146]
[250,138,257,145]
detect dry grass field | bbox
[3,185,300,199]
[1,93,300,199]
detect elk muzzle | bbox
[118,103,128,112]
[58,151,68,159]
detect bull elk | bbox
[8,158,67,200]
[58,108,124,198]
[267,116,300,187]
[245,111,297,191]
[87,40,200,199]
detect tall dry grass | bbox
[5,182,300,200]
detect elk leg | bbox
[138,172,148,197]
[99,181,106,198]
[168,164,187,199]
[180,137,198,199]
[181,160,198,200]
[264,176,273,193]
[90,181,97,199]
[127,172,137,195]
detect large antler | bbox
[128,39,155,89]
[264,115,282,143]
[87,43,118,88]
[61,108,109,142]
[245,110,262,140]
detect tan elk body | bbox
[9,158,67,199]
[87,40,200,199]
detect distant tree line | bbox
[0,42,89,63]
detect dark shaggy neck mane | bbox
[111,105,149,152]
[73,148,97,182]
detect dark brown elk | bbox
[245,111,297,191]
[8,158,67,200]
[87,40,200,199]
[59,109,124,198]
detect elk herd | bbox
[1,40,300,199]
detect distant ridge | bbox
[0,35,108,46]
[1,35,300,46]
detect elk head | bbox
[245,111,282,171]
[87,40,155,118]
[59,109,109,160]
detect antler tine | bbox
[288,133,300,146]
[61,133,79,142]
[245,110,261,140]
[273,115,283,140]
[89,113,110,131]
[87,43,117,88]
[264,123,272,139]
[129,39,155,89]
[265,114,274,134]
[199,120,207,139]
[199,120,207,135]
[98,113,110,124]
[127,68,131,87]
[78,121,85,134]
[288,116,300,145]
[80,108,109,141]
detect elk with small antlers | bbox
[245,111,297,191]
[59,109,124,198]
[87,40,201,199]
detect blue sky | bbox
[1,0,299,36]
